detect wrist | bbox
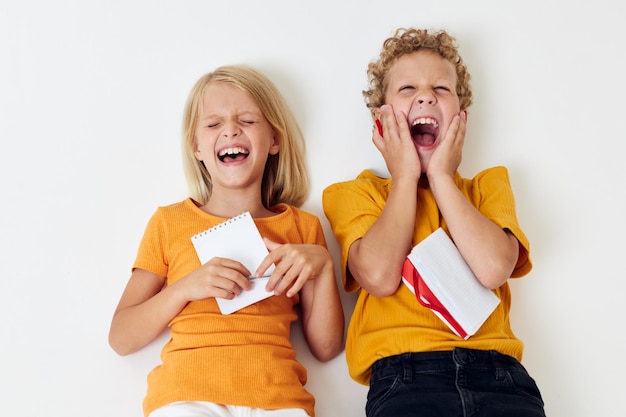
[427,172,455,190]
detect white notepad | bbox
[191,212,274,314]
[402,228,500,339]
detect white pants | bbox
[148,401,310,417]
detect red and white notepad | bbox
[401,228,500,339]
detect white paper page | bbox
[402,268,467,339]
[408,228,500,336]
[191,211,274,315]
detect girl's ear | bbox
[193,141,203,161]
[269,133,280,155]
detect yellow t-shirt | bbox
[134,198,325,417]
[322,167,532,386]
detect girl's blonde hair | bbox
[182,65,309,207]
[363,28,473,113]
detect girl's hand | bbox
[256,238,334,298]
[373,105,421,182]
[427,110,467,181]
[175,257,253,301]
[109,258,253,355]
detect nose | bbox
[416,92,436,106]
[221,120,241,138]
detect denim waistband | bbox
[371,348,523,378]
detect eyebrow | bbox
[200,110,263,120]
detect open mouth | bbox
[218,146,249,162]
[410,117,439,147]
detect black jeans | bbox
[366,348,545,417]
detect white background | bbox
[1,1,624,416]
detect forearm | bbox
[349,177,417,297]
[300,269,344,362]
[109,283,189,356]
[429,175,518,289]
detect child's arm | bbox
[259,239,344,361]
[347,105,420,297]
[109,269,181,356]
[299,268,344,362]
[109,258,252,356]
[427,112,519,289]
[298,250,344,362]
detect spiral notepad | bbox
[191,211,274,314]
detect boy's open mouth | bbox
[218,146,249,162]
[411,117,439,147]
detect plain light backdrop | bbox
[1,1,624,416]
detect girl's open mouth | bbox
[218,146,249,162]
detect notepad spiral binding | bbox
[191,212,250,241]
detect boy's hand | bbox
[373,104,421,182]
[427,110,467,180]
[256,238,333,298]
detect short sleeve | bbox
[323,172,390,292]
[133,208,169,277]
[472,166,532,278]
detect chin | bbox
[418,155,431,172]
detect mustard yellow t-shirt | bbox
[322,167,531,386]
[134,198,325,417]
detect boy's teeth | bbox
[413,117,438,128]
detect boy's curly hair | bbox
[363,28,473,113]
